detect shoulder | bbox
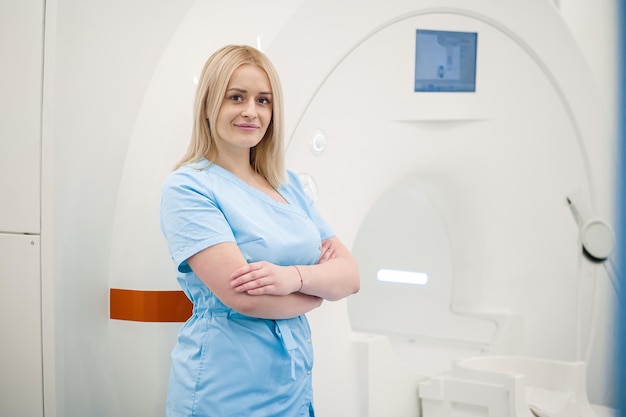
[161,160,222,198]
[284,170,301,187]
[284,170,318,200]
[281,169,317,207]
[282,170,307,196]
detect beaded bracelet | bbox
[293,265,304,292]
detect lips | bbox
[235,123,258,131]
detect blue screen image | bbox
[414,29,478,92]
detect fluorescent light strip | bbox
[377,269,428,286]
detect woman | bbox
[160,44,360,416]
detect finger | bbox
[231,263,260,280]
[246,284,273,295]
[318,246,336,263]
[233,275,266,292]
[232,270,262,290]
[231,262,266,286]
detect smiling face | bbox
[213,64,273,158]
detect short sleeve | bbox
[160,168,235,272]
[285,171,335,241]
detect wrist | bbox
[293,265,304,293]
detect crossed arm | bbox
[187,237,360,320]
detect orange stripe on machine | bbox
[110,288,192,322]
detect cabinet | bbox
[0,234,43,416]
[0,1,45,416]
[0,0,44,234]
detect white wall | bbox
[560,0,619,142]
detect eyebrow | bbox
[227,87,272,95]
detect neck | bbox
[213,153,256,181]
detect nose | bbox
[241,100,257,119]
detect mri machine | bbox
[108,0,618,416]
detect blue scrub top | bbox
[160,160,334,417]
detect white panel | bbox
[0,234,43,417]
[0,0,44,234]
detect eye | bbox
[229,94,244,102]
[257,96,271,105]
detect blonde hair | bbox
[175,45,285,188]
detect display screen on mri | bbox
[414,29,477,92]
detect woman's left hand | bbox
[231,261,300,296]
[318,238,337,264]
